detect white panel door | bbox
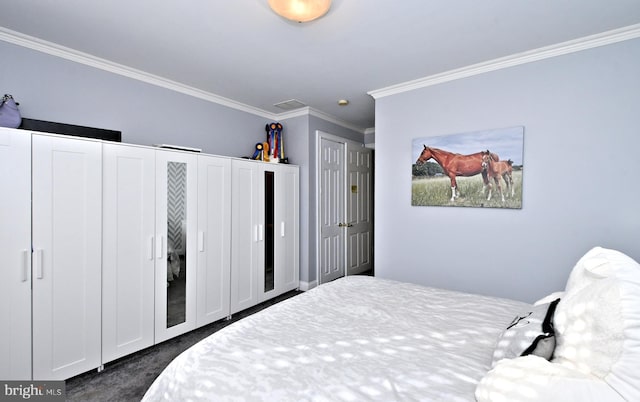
[346,144,373,275]
[32,134,102,380]
[319,138,345,284]
[275,164,299,294]
[155,150,198,343]
[102,143,156,363]
[230,160,259,314]
[196,155,231,326]
[0,128,32,380]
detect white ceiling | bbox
[1,0,639,132]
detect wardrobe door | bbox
[154,150,198,343]
[275,165,299,294]
[102,143,156,363]
[196,155,231,326]
[32,134,102,380]
[0,128,32,380]
[257,165,277,303]
[230,160,259,314]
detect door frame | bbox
[315,130,373,286]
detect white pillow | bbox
[563,247,608,294]
[564,247,640,293]
[553,279,624,376]
[582,247,640,284]
[553,246,640,401]
[476,355,625,402]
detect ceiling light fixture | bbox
[268,0,332,23]
[337,99,349,106]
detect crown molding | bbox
[368,24,640,99]
[3,24,639,134]
[0,26,358,135]
[270,106,367,133]
[0,27,278,120]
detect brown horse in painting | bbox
[495,159,514,197]
[481,151,513,202]
[415,146,499,201]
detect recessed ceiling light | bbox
[337,99,349,106]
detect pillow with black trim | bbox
[490,298,560,367]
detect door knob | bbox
[338,222,353,227]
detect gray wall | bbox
[374,38,640,303]
[0,40,265,156]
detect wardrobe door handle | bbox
[258,224,263,242]
[21,250,29,282]
[281,222,285,237]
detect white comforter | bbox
[143,276,527,401]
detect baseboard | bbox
[298,280,317,291]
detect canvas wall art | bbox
[412,126,524,209]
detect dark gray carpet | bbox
[65,290,302,402]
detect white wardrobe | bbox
[0,127,299,381]
[102,144,231,363]
[230,160,299,314]
[1,129,102,380]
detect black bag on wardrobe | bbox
[0,94,22,128]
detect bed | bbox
[143,247,640,401]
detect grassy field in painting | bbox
[411,171,523,208]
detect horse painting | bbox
[415,146,499,201]
[480,151,513,202]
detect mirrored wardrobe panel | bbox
[166,161,187,328]
[155,151,197,343]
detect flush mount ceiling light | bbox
[268,0,332,23]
